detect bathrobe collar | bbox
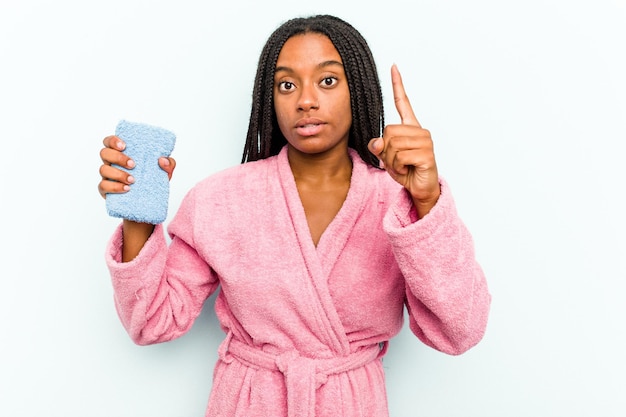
[276,145,371,354]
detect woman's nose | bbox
[297,84,319,111]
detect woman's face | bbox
[273,33,352,156]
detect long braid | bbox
[332,23,384,167]
[242,15,384,168]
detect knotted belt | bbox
[218,332,387,417]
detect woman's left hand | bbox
[368,64,441,218]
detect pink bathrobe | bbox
[106,146,490,417]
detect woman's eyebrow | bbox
[274,60,344,74]
[317,60,344,69]
[274,65,292,73]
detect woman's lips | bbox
[295,119,325,137]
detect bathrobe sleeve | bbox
[105,186,219,346]
[383,179,491,355]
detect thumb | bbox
[368,137,384,156]
[159,156,176,180]
[368,137,386,168]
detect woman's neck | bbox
[287,144,353,186]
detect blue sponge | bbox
[106,120,176,224]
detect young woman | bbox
[98,14,490,417]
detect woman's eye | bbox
[278,81,294,92]
[320,77,337,87]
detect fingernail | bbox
[127,175,135,184]
[161,157,170,166]
[117,140,125,150]
[123,185,130,191]
[127,159,135,168]
[373,137,382,150]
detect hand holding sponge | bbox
[106,120,176,224]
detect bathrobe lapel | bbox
[276,147,369,356]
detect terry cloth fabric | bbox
[106,120,176,224]
[105,146,491,416]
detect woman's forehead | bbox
[276,33,342,69]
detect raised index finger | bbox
[391,64,421,127]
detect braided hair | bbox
[241,14,384,168]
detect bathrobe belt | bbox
[218,332,387,417]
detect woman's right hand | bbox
[98,135,176,199]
